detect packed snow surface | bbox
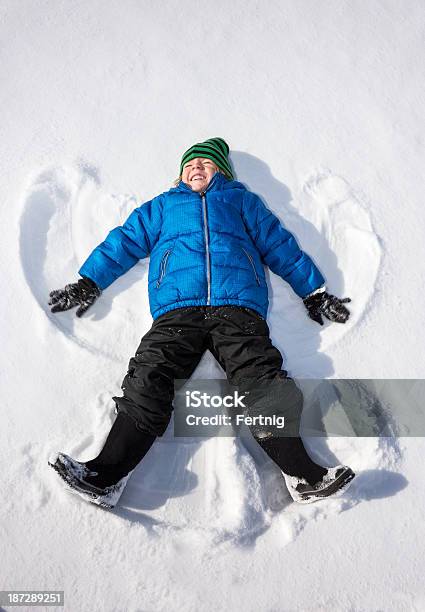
[2,1,425,610]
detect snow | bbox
[2,1,425,610]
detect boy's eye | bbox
[185,161,212,169]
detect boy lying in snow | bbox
[48,137,354,508]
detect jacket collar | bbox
[175,171,229,194]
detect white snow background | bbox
[1,1,425,610]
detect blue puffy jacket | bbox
[79,171,325,320]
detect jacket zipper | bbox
[156,249,171,288]
[242,248,260,286]
[201,192,211,304]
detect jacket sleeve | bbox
[241,191,325,298]
[78,195,163,290]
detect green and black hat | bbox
[179,137,234,180]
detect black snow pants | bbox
[112,306,327,484]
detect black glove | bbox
[48,277,101,317]
[303,290,351,325]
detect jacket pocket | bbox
[242,248,260,286]
[156,249,172,288]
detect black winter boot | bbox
[282,465,355,504]
[84,412,156,488]
[255,435,328,486]
[49,413,156,508]
[254,436,355,504]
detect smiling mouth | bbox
[191,175,206,181]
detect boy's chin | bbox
[186,181,209,192]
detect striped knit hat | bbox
[179,137,234,180]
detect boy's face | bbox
[182,157,219,192]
